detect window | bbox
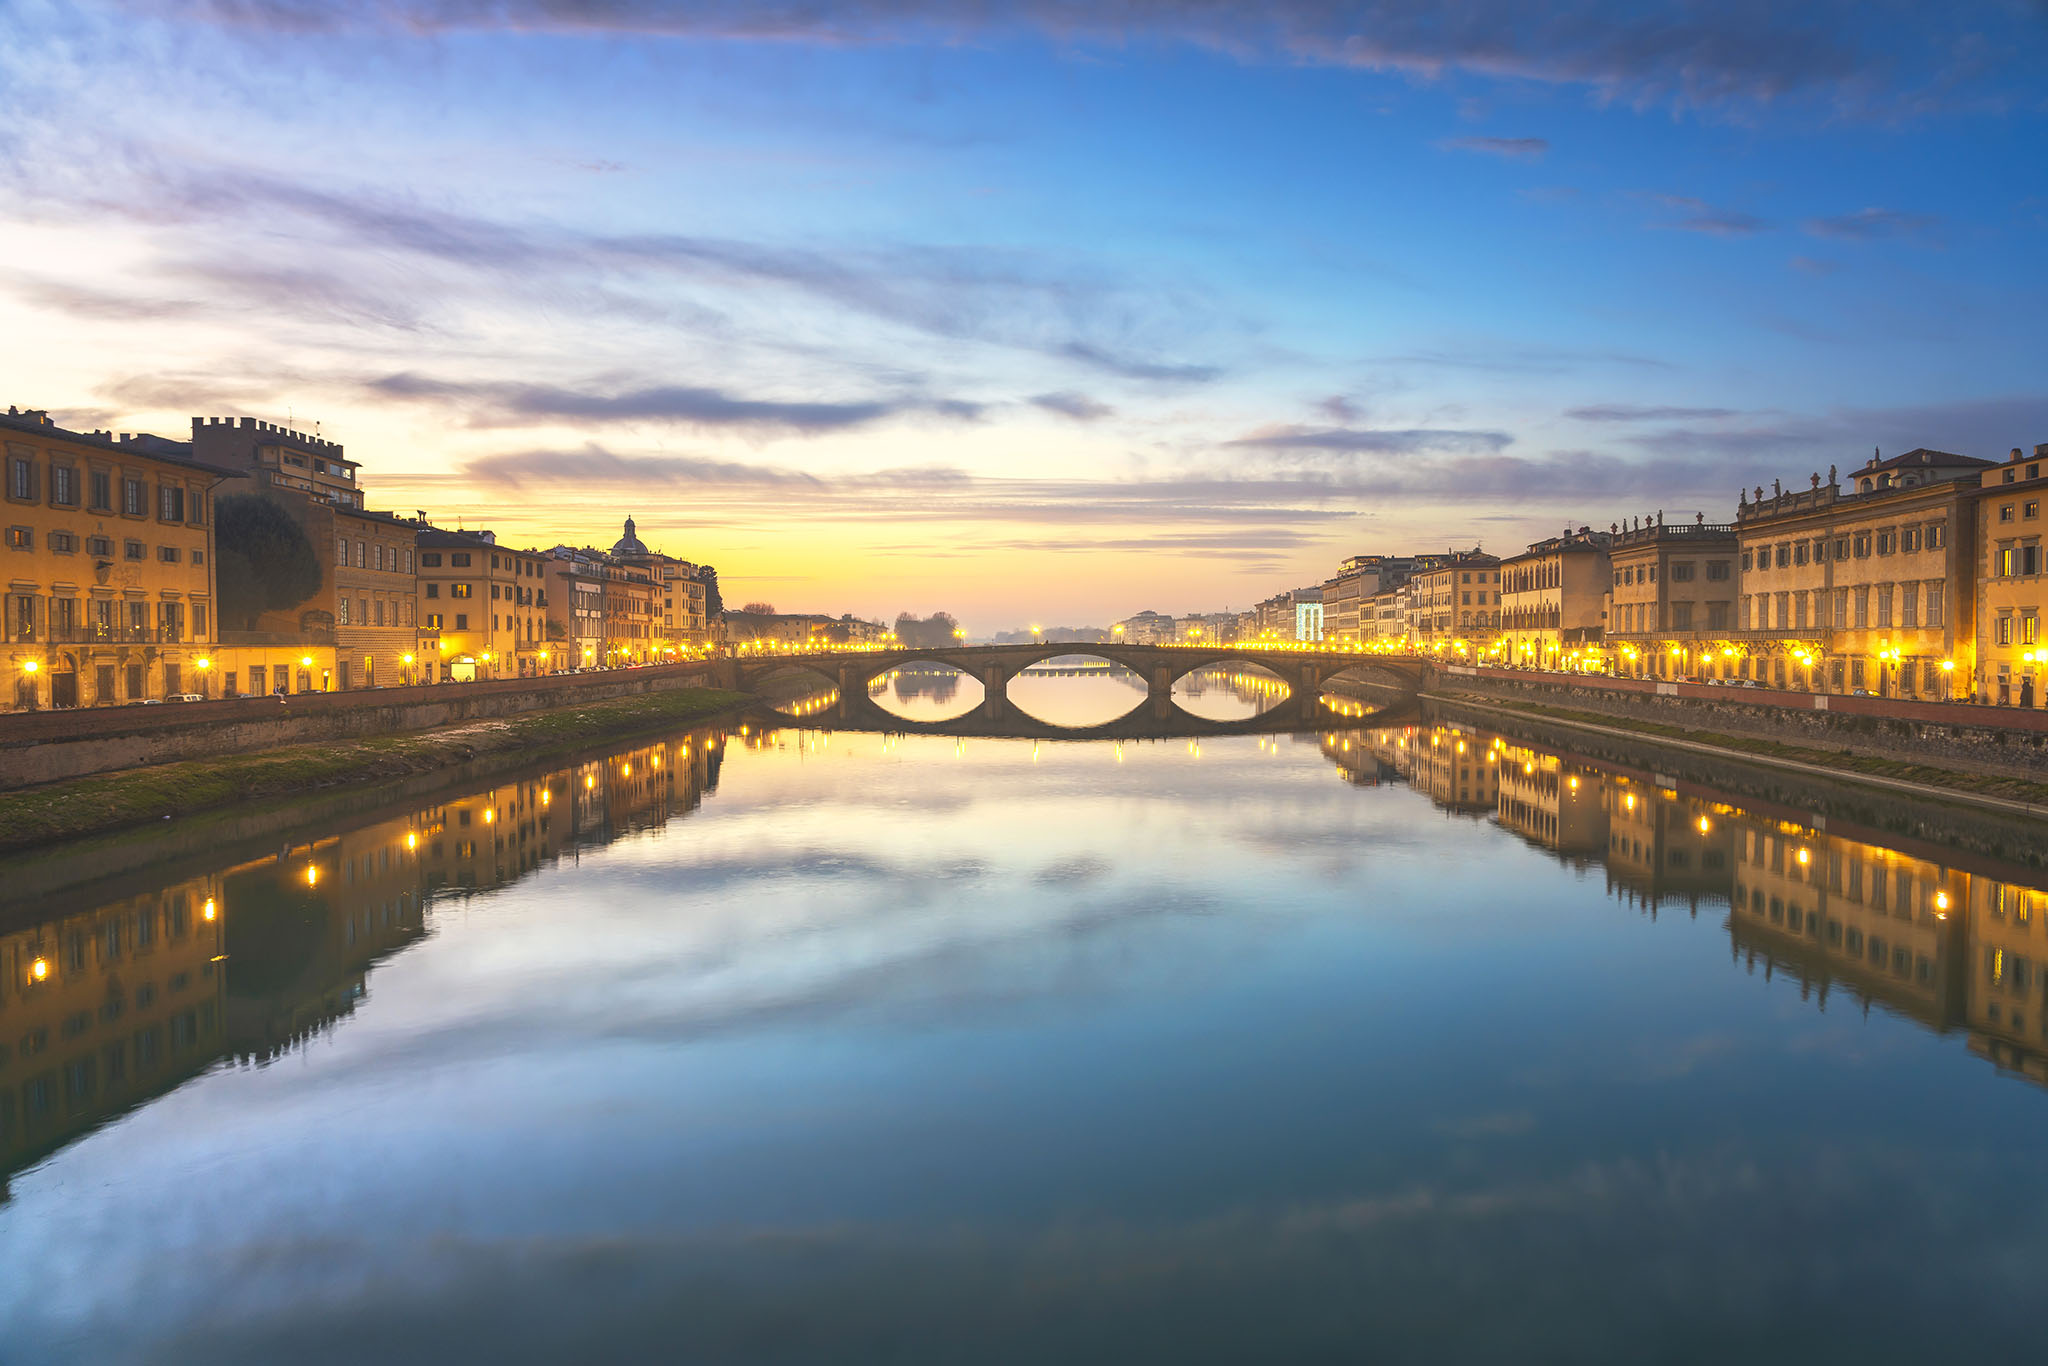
[374,600,385,627]
[451,552,472,567]
[1792,542,1808,566]
[89,470,111,510]
[122,477,146,516]
[1997,615,2015,646]
[454,613,469,630]
[338,597,351,625]
[2030,502,2042,521]
[356,540,367,568]
[451,583,472,599]
[1775,543,1791,568]
[2027,614,2042,646]
[425,613,444,629]
[1671,562,1695,581]
[49,530,76,552]
[50,464,77,506]
[421,552,442,567]
[1876,530,1896,556]
[2027,545,2043,576]
[1999,546,2017,576]
[2000,504,2016,523]
[1876,583,1894,626]
[1926,582,1944,627]
[124,539,144,561]
[158,484,185,522]
[403,549,414,574]
[1740,549,1754,571]
[1902,527,1921,553]
[1902,583,1918,627]
[1706,560,1730,581]
[87,535,112,557]
[1855,533,1871,558]
[425,582,440,598]
[5,526,28,551]
[7,456,36,501]
[1671,601,1693,630]
[193,603,206,637]
[1854,586,1870,627]
[1834,538,1849,561]
[158,545,181,563]
[337,534,349,563]
[1928,522,1946,549]
[374,543,384,572]
[1706,601,1730,629]
[157,601,184,641]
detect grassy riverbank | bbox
[1434,691,2048,811]
[0,686,752,855]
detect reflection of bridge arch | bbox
[726,642,1427,729]
[745,692,1423,743]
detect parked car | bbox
[166,693,206,703]
[1851,688,1873,697]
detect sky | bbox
[2,2,2045,632]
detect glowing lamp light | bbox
[31,956,50,981]
[1935,891,1951,911]
[301,655,314,667]
[21,659,38,674]
[406,831,418,850]
[483,807,494,823]
[585,774,596,790]
[196,657,212,670]
[305,864,319,887]
[203,898,218,921]
[402,653,415,664]
[1696,816,1711,834]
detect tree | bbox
[741,601,777,616]
[697,564,724,617]
[893,611,961,648]
[216,494,323,631]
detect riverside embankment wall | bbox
[0,661,737,790]
[1426,665,2048,783]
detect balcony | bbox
[19,624,162,645]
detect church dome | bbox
[610,516,649,557]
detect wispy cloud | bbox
[1227,424,1514,457]
[365,373,982,433]
[1801,207,1941,243]
[1789,255,1841,275]
[1566,404,1740,422]
[1438,136,1548,160]
[1643,194,1769,237]
[1030,391,1114,421]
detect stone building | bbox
[1973,443,2048,706]
[606,517,710,653]
[1408,550,1500,652]
[1735,449,1988,695]
[1605,514,1739,680]
[3,408,232,710]
[417,529,551,681]
[189,415,364,510]
[1497,528,1612,668]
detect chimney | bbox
[2035,443,2048,460]
[2013,448,2026,463]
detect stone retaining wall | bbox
[1428,666,2048,783]
[0,662,725,790]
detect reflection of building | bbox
[1963,876,2047,1082]
[1727,820,1967,1030]
[0,874,226,1176]
[1494,744,1608,863]
[1599,778,1733,912]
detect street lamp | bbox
[195,655,212,698]
[1940,658,1955,702]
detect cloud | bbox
[138,0,2034,115]
[1054,342,1222,384]
[1030,391,1115,421]
[1789,255,1841,275]
[1375,346,1672,373]
[1227,424,1515,456]
[364,373,981,433]
[1566,404,1740,422]
[1801,207,1941,242]
[2,274,203,322]
[1438,136,1548,160]
[1643,194,1769,237]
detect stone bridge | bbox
[715,642,1429,735]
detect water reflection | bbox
[868,664,985,722]
[1005,655,1146,727]
[1171,662,1289,722]
[1,732,726,1180]
[7,698,2048,1360]
[1341,720,2048,1085]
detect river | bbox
[2,668,2044,1363]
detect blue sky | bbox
[2,1,2044,628]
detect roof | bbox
[1859,447,1995,474]
[0,406,247,479]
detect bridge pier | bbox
[982,666,1007,720]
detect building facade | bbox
[418,530,551,681]
[1735,450,1986,695]
[1605,515,1739,680]
[190,416,363,509]
[1409,551,1499,651]
[1973,444,2048,706]
[4,410,231,709]
[1497,529,1612,668]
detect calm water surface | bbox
[3,676,2046,1363]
